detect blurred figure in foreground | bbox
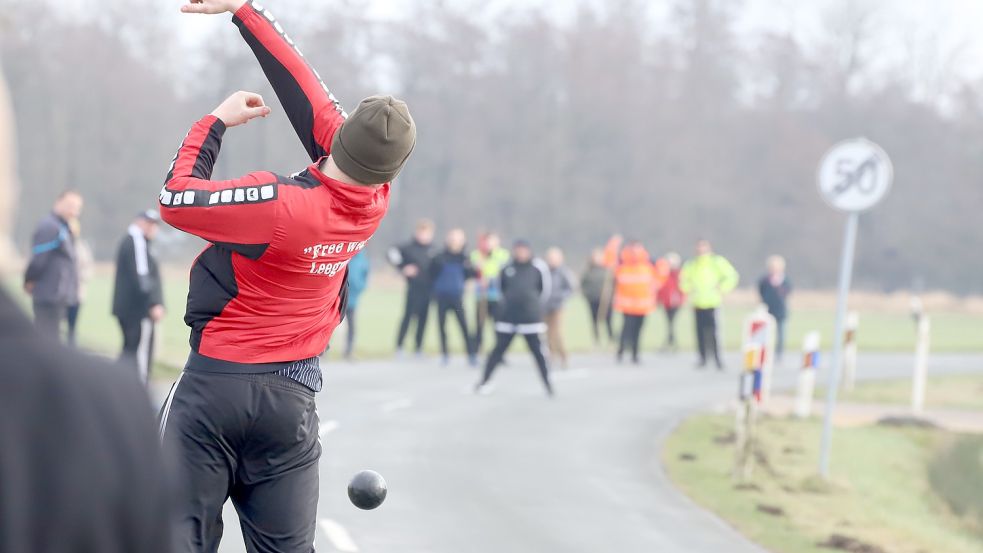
[430,228,478,366]
[344,250,370,360]
[0,63,173,553]
[470,231,510,353]
[112,210,165,384]
[389,218,435,357]
[758,254,792,362]
[581,248,615,345]
[544,247,576,368]
[613,241,660,365]
[66,217,93,347]
[680,239,739,370]
[656,252,685,352]
[475,240,554,397]
[0,293,175,553]
[23,189,83,341]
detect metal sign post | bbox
[816,138,893,479]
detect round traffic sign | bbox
[817,138,893,213]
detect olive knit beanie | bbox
[331,95,416,185]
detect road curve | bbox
[203,352,981,553]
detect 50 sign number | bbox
[817,138,893,213]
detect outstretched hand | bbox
[211,91,271,127]
[180,0,247,15]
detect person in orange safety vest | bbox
[613,241,666,364]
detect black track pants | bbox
[119,316,155,384]
[480,331,553,395]
[436,295,474,357]
[396,286,430,352]
[695,307,722,367]
[587,298,615,343]
[618,314,646,363]
[159,370,320,553]
[664,306,679,347]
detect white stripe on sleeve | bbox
[128,224,149,276]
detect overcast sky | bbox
[173,0,983,79]
[76,0,982,89]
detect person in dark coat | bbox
[430,228,478,366]
[23,190,83,342]
[580,248,614,345]
[343,250,370,360]
[112,210,165,383]
[475,240,554,397]
[758,254,792,361]
[388,218,435,356]
[0,290,175,553]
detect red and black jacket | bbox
[159,1,390,371]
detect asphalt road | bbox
[197,351,982,553]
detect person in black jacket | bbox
[23,190,83,341]
[0,290,175,553]
[388,218,436,356]
[113,210,165,384]
[758,255,792,362]
[475,240,554,397]
[430,228,478,366]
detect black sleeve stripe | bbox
[164,118,226,184]
[191,122,226,180]
[235,8,333,162]
[242,27,322,160]
[159,183,279,208]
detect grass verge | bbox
[663,413,983,553]
[817,373,983,411]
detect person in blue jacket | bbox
[430,228,479,366]
[23,190,83,341]
[344,250,371,360]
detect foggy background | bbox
[2,0,981,293]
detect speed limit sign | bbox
[815,136,893,479]
[817,138,893,212]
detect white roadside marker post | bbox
[795,331,821,418]
[735,338,765,484]
[742,305,777,404]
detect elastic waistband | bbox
[181,368,315,397]
[185,351,293,375]
[237,371,315,397]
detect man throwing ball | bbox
[158,1,415,551]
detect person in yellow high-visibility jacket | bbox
[679,239,739,369]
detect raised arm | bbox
[180,0,346,161]
[159,91,279,259]
[234,1,346,161]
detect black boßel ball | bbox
[348,470,387,510]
